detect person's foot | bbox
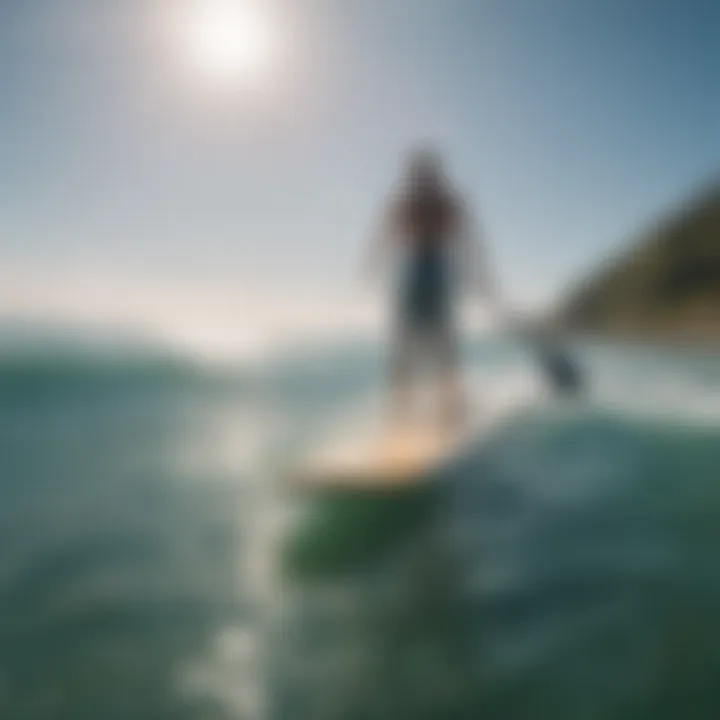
[387,389,413,431]
[439,390,468,434]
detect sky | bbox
[0,0,719,346]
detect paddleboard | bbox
[291,410,496,490]
[283,398,532,576]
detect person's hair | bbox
[404,145,447,193]
[407,145,441,174]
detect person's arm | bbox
[457,203,497,301]
[459,207,533,332]
[362,199,401,282]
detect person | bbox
[366,146,491,429]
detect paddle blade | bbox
[535,342,583,393]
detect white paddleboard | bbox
[292,403,513,490]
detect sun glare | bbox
[185,0,275,84]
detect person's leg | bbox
[434,322,467,429]
[388,325,418,426]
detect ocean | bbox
[0,326,719,720]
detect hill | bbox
[557,182,720,341]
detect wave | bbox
[0,319,225,400]
[0,318,385,406]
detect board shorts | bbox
[399,243,452,329]
[391,242,458,384]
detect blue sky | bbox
[1,0,719,334]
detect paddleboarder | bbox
[366,146,492,427]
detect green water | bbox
[1,338,719,719]
[274,411,720,720]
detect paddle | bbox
[528,330,583,393]
[496,305,584,395]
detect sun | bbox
[185,0,275,84]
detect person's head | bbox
[405,145,444,192]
